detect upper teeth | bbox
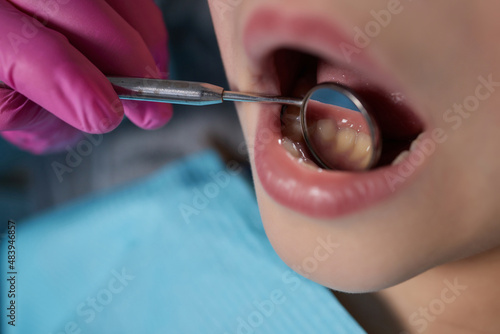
[316,119,337,141]
[333,128,357,155]
[349,133,372,164]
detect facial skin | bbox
[208,1,500,332]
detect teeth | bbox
[392,150,410,165]
[281,137,321,170]
[299,159,320,171]
[334,128,357,155]
[359,151,372,170]
[316,119,337,142]
[281,137,302,159]
[410,133,425,151]
[281,112,377,171]
[311,122,374,170]
[349,133,372,162]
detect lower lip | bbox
[254,104,426,219]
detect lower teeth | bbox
[298,159,321,171]
[281,137,303,159]
[280,137,321,170]
[391,150,410,166]
[391,132,426,166]
[410,133,426,152]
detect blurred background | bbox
[0,0,247,220]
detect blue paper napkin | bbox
[1,151,365,334]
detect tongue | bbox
[316,60,423,140]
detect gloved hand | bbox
[0,0,172,154]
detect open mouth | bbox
[243,7,430,219]
[276,48,424,169]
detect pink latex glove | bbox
[0,0,173,154]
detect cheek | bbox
[207,0,240,26]
[234,104,259,163]
[207,0,242,78]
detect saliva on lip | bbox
[280,103,374,171]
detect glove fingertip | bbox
[123,101,173,130]
[84,94,125,134]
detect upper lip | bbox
[242,6,425,140]
[242,6,375,84]
[241,6,431,219]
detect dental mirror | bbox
[0,78,381,170]
[298,83,381,171]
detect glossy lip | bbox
[243,7,430,219]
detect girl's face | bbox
[208,0,500,292]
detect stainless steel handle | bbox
[0,77,303,107]
[108,77,225,106]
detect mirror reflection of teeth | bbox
[316,119,337,141]
[349,133,372,162]
[333,128,357,155]
[280,95,376,170]
[281,107,376,170]
[321,126,372,170]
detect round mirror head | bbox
[301,83,381,171]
